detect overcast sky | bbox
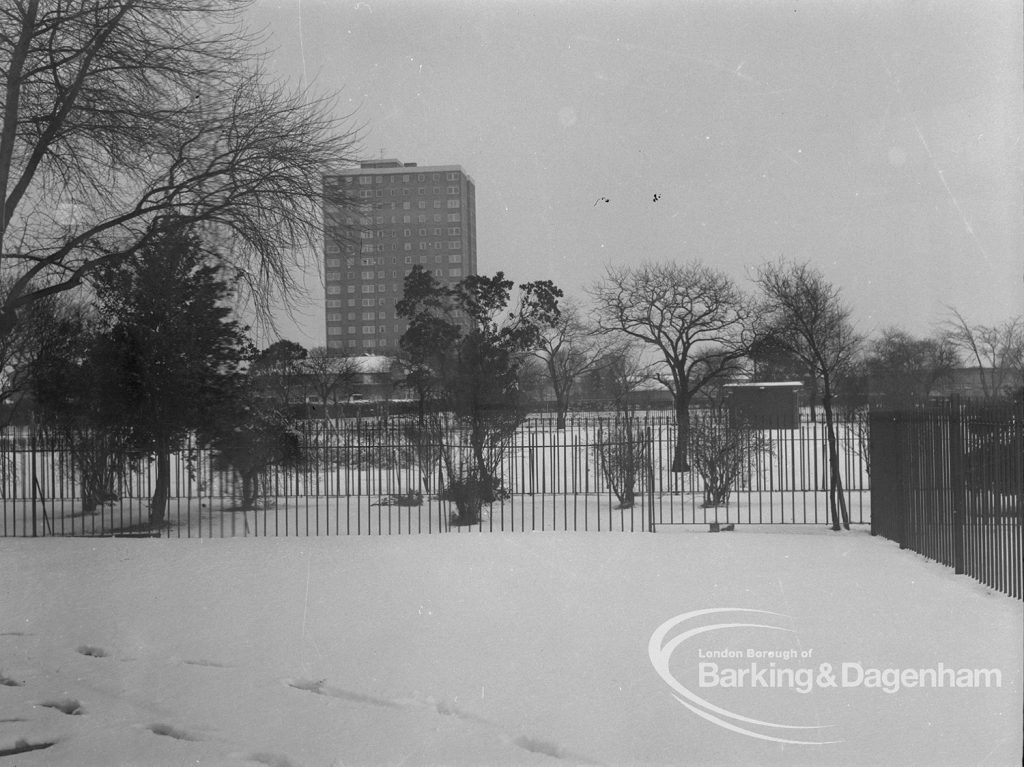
[246,0,1023,349]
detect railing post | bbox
[897,411,909,549]
[948,396,966,575]
[647,425,656,533]
[867,410,885,539]
[30,427,37,538]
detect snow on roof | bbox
[346,355,398,374]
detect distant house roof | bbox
[928,367,1023,398]
[723,381,804,389]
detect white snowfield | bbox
[0,528,1020,766]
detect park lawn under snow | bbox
[0,528,1020,766]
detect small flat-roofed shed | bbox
[723,381,803,429]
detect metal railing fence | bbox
[1,411,871,537]
[870,398,1023,599]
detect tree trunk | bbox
[416,386,428,426]
[149,439,171,527]
[240,470,258,510]
[470,418,491,491]
[821,389,850,530]
[408,422,434,494]
[0,309,16,345]
[671,392,691,472]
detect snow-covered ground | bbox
[1,528,1020,766]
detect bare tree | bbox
[585,341,651,412]
[514,353,548,404]
[531,299,624,428]
[753,260,862,531]
[0,0,361,341]
[589,343,656,510]
[593,411,651,509]
[303,347,359,416]
[589,261,752,472]
[862,327,958,406]
[689,407,769,509]
[942,309,1024,400]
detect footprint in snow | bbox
[234,752,299,767]
[182,658,232,668]
[286,678,600,764]
[145,723,200,741]
[0,738,57,757]
[512,733,605,765]
[37,698,84,715]
[76,645,109,658]
[514,734,566,759]
[285,678,400,709]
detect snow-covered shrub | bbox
[593,413,651,508]
[208,409,302,510]
[689,409,769,508]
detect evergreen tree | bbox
[397,267,561,524]
[88,224,254,525]
[250,340,308,413]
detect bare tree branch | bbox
[530,298,625,426]
[753,259,863,530]
[303,346,359,413]
[589,260,753,471]
[1,0,363,339]
[861,327,958,405]
[942,308,1024,399]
